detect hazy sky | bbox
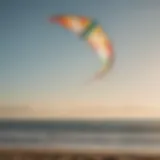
[1,0,160,112]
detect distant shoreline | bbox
[1,106,160,119]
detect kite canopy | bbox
[49,14,114,82]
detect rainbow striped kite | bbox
[49,14,114,83]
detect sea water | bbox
[0,120,160,151]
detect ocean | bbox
[0,120,160,151]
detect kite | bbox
[49,14,114,83]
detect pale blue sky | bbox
[1,0,160,109]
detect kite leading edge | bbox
[49,14,114,83]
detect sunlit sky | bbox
[1,0,160,114]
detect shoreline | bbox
[0,148,160,160]
[0,148,160,156]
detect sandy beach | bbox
[0,148,160,160]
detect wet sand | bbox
[0,148,160,160]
